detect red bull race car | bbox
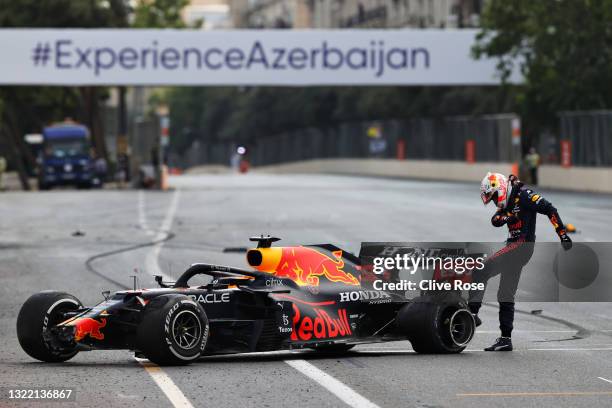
[17,237,476,365]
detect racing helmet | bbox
[480,172,509,208]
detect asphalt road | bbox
[1,173,611,408]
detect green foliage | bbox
[0,0,130,164]
[474,0,612,128]
[0,0,128,27]
[0,0,130,125]
[132,0,189,28]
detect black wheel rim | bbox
[447,309,475,347]
[171,310,202,350]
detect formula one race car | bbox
[17,237,476,365]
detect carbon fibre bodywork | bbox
[45,243,409,356]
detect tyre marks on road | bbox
[83,190,179,289]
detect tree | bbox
[132,0,190,28]
[0,0,130,188]
[473,0,612,139]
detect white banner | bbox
[0,29,520,86]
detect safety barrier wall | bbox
[256,159,513,183]
[255,159,612,193]
[539,165,612,193]
[174,110,611,180]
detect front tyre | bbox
[17,291,82,362]
[137,295,208,366]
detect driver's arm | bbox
[522,190,566,233]
[521,190,572,249]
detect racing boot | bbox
[484,337,513,351]
[472,314,482,327]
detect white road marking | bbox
[285,359,380,408]
[527,347,612,351]
[476,330,576,333]
[136,358,194,408]
[356,347,612,353]
[116,392,141,400]
[137,190,191,408]
[143,189,180,282]
[137,190,154,236]
[597,377,612,385]
[457,391,612,397]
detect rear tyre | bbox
[137,295,208,366]
[310,344,355,354]
[17,291,82,362]
[397,294,475,354]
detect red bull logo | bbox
[67,317,107,341]
[291,303,351,341]
[248,246,359,286]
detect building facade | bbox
[182,0,232,30]
[230,0,483,29]
[230,0,313,28]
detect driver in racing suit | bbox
[469,173,572,351]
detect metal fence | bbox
[144,110,612,171]
[130,118,159,179]
[559,110,612,166]
[249,114,519,166]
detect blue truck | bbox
[38,123,100,190]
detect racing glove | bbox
[491,212,518,227]
[558,230,572,251]
[547,212,572,251]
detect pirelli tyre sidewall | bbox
[137,294,209,365]
[17,291,82,362]
[397,293,475,354]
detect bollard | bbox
[160,165,169,191]
[465,140,475,164]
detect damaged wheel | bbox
[397,294,475,354]
[17,291,82,362]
